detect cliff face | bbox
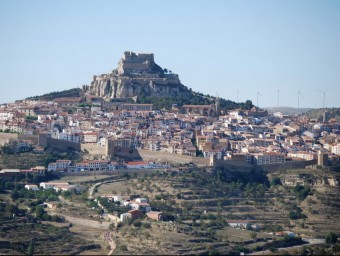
[82,51,190,100]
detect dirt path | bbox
[104,231,116,255]
[88,178,126,200]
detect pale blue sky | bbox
[1,0,339,108]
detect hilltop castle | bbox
[82,51,190,100]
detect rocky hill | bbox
[24,51,249,110]
[303,108,340,122]
[82,51,191,100]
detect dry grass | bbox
[57,174,113,183]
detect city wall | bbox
[213,159,318,173]
[0,133,38,146]
[81,143,106,155]
[137,149,210,166]
[45,137,81,152]
[260,159,317,172]
[213,159,255,172]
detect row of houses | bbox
[47,159,169,172]
[25,182,85,193]
[0,167,45,180]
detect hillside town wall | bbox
[81,143,106,156]
[46,137,81,152]
[212,159,317,173]
[137,149,209,166]
[260,160,317,172]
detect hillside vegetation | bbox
[303,108,340,122]
[264,107,313,115]
[137,92,253,110]
[25,88,83,101]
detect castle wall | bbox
[45,137,81,152]
[212,158,317,172]
[81,143,106,156]
[137,149,209,166]
[0,133,38,146]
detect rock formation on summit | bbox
[82,51,190,100]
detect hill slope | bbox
[26,88,83,101]
[302,108,340,122]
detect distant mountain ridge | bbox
[303,108,340,122]
[264,106,313,115]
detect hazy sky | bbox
[1,0,340,108]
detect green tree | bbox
[325,232,337,244]
[250,232,257,241]
[35,206,45,219]
[27,240,34,256]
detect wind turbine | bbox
[318,89,329,109]
[237,90,239,103]
[277,90,280,108]
[257,91,262,107]
[297,90,303,109]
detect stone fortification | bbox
[82,51,190,100]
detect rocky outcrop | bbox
[82,51,190,100]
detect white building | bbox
[39,182,69,189]
[331,144,340,155]
[135,198,147,203]
[120,212,132,222]
[25,184,39,191]
[130,202,152,212]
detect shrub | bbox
[142,222,151,229]
[118,244,128,251]
[325,232,337,244]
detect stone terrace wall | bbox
[52,213,111,229]
[138,149,209,166]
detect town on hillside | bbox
[0,51,339,255]
[0,95,339,172]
